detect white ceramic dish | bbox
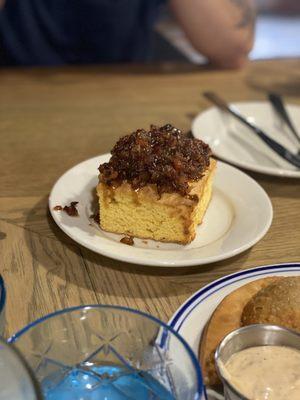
[49,155,272,267]
[169,262,300,399]
[192,101,300,178]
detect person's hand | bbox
[170,0,256,69]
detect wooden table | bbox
[0,59,299,338]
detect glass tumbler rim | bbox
[0,275,6,316]
[7,304,203,398]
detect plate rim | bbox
[192,101,300,178]
[169,262,300,330]
[49,155,273,267]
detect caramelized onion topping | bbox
[99,124,211,196]
[63,201,79,216]
[120,236,134,246]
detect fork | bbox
[268,93,300,153]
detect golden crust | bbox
[199,277,282,386]
[241,276,300,332]
[97,158,216,244]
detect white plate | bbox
[49,155,272,267]
[168,262,300,399]
[192,101,300,178]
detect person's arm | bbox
[170,0,256,68]
[0,0,5,9]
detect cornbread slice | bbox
[97,124,216,244]
[97,159,215,244]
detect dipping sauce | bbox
[223,345,300,400]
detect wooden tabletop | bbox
[0,59,299,338]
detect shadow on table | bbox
[243,170,300,198]
[246,61,300,97]
[0,63,211,87]
[23,196,252,302]
[212,156,300,199]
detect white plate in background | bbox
[192,101,300,178]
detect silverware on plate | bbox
[268,92,300,150]
[203,91,300,169]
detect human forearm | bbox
[170,0,256,68]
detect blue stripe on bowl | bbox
[169,263,300,332]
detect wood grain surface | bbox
[0,60,299,338]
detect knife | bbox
[203,91,300,169]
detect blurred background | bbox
[1,0,299,68]
[154,0,300,63]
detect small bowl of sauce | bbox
[215,324,300,400]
